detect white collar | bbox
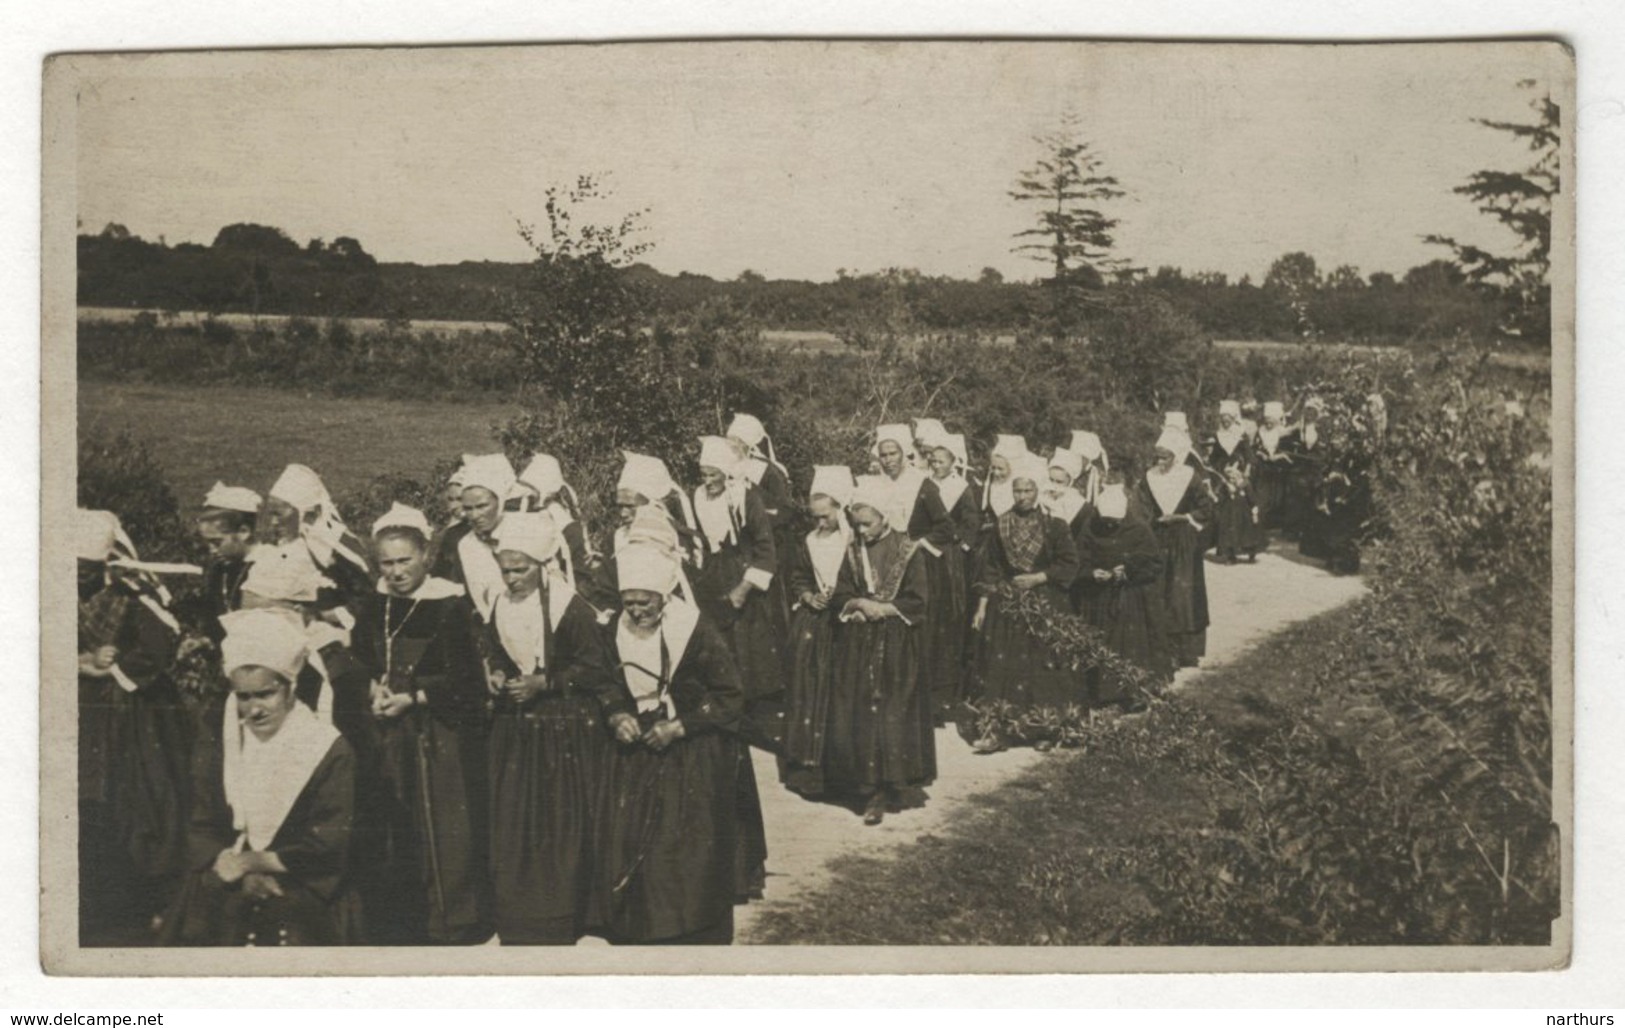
[1145,463,1195,516]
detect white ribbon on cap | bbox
[458,453,517,499]
[808,464,856,507]
[203,481,264,514]
[371,502,433,540]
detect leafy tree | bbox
[1009,113,1128,285]
[1265,251,1323,340]
[328,236,376,268]
[211,222,301,257]
[1423,80,1559,345]
[506,174,653,394]
[977,266,1005,286]
[1264,251,1321,293]
[1404,258,1468,292]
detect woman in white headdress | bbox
[195,482,262,639]
[822,476,935,824]
[513,452,600,587]
[592,542,748,944]
[689,436,774,900]
[481,512,617,945]
[162,608,362,946]
[1207,400,1264,564]
[1287,395,1329,543]
[726,413,799,588]
[980,433,1030,526]
[690,435,786,717]
[962,455,1083,753]
[1042,448,1089,530]
[871,423,962,723]
[235,541,362,747]
[1250,400,1294,531]
[259,464,372,614]
[923,432,979,716]
[1071,481,1173,709]
[586,451,703,614]
[451,452,518,623]
[1205,401,1253,476]
[346,504,491,944]
[778,465,855,798]
[911,417,948,469]
[1137,427,1215,668]
[1067,431,1109,506]
[77,509,193,940]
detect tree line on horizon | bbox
[75,223,1513,347]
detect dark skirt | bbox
[1075,582,1173,704]
[365,712,490,944]
[592,727,740,944]
[823,615,936,795]
[778,605,838,797]
[964,583,1089,721]
[161,870,365,947]
[1214,493,1266,557]
[733,747,768,900]
[693,553,787,705]
[1151,522,1209,666]
[918,546,967,722]
[488,692,609,944]
[79,676,189,936]
[1285,467,1321,537]
[1252,461,1291,530]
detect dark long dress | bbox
[690,484,776,897]
[961,506,1083,737]
[1311,458,1370,575]
[348,586,491,944]
[1138,468,1216,667]
[78,582,189,942]
[1206,434,1260,559]
[1288,428,1330,543]
[777,529,845,797]
[691,483,786,714]
[484,584,617,944]
[1071,510,1173,704]
[749,458,801,616]
[1213,477,1266,560]
[592,609,746,945]
[824,531,936,794]
[1250,428,1295,530]
[910,476,975,723]
[162,716,363,946]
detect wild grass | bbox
[78,379,516,512]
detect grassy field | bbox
[78,380,520,510]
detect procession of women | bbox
[75,398,1374,948]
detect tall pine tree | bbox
[1009,113,1128,287]
[1423,80,1559,346]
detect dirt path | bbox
[735,544,1367,942]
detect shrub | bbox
[77,426,202,567]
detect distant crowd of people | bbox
[76,397,1378,947]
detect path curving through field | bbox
[735,544,1368,942]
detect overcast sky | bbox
[72,41,1564,284]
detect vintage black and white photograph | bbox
[40,39,1572,973]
